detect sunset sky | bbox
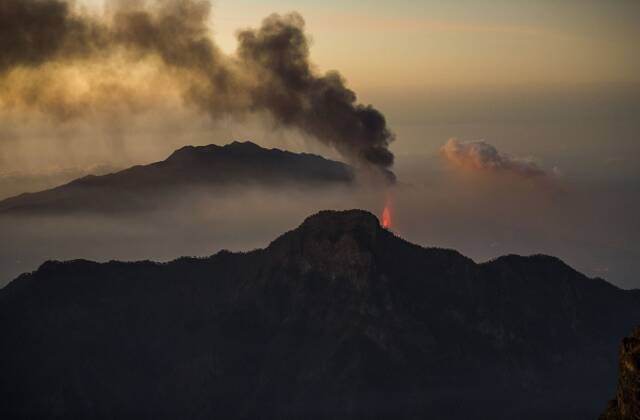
[78,0,640,89]
[3,4,639,418]
[1,0,639,287]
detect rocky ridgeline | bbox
[1,210,639,419]
[601,327,640,420]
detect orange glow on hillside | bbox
[382,206,391,229]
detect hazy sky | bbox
[1,0,639,288]
[80,0,640,90]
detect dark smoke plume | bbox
[0,0,105,70]
[0,0,395,173]
[237,14,395,169]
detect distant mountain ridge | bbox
[0,141,355,213]
[1,209,638,419]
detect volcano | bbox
[0,141,356,214]
[1,210,638,419]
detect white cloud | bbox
[441,138,547,179]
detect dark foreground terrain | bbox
[1,210,639,419]
[600,327,640,419]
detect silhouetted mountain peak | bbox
[3,210,640,419]
[166,141,265,161]
[0,141,355,213]
[226,140,264,150]
[167,141,301,161]
[166,143,222,160]
[268,210,387,264]
[297,209,383,242]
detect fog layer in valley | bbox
[1,137,638,289]
[1,85,638,289]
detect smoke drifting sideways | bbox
[0,0,395,177]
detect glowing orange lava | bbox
[382,206,391,229]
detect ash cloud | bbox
[237,14,394,169]
[0,0,394,173]
[441,138,547,179]
[0,0,107,71]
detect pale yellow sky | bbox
[222,9,639,90]
[81,0,640,90]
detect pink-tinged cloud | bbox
[441,138,547,179]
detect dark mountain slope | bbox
[1,210,638,419]
[600,327,640,419]
[0,141,355,213]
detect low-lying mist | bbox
[2,151,639,290]
[0,184,378,287]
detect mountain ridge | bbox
[1,209,638,419]
[0,141,356,214]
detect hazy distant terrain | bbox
[0,141,366,285]
[0,141,356,214]
[2,133,638,289]
[0,2,638,292]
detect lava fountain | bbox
[382,205,392,229]
[381,186,395,230]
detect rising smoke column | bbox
[0,0,395,176]
[236,13,395,171]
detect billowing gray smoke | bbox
[236,14,394,169]
[0,0,395,173]
[0,0,105,70]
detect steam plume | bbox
[441,138,547,179]
[0,0,394,173]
